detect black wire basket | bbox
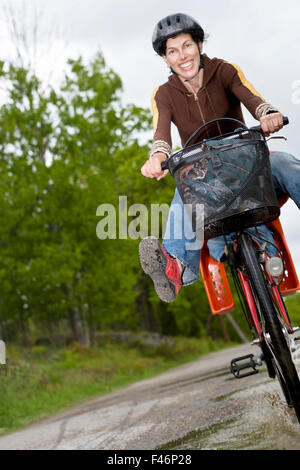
[166,118,280,240]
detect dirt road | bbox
[1,343,300,450]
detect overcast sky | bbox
[1,0,300,273]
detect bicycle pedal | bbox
[230,354,259,379]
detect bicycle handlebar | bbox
[161,116,289,171]
[250,115,289,132]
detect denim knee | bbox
[270,151,300,206]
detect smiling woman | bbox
[138,12,300,304]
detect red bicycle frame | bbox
[237,242,294,342]
[238,269,263,339]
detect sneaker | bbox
[139,237,183,303]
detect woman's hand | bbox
[260,112,284,136]
[141,152,169,181]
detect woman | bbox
[139,13,300,303]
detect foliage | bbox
[284,293,300,327]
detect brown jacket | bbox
[151,54,277,149]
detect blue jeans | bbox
[162,151,300,286]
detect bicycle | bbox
[161,117,300,423]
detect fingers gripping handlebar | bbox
[250,115,289,132]
[160,116,289,171]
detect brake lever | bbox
[266,136,288,141]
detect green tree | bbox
[0,54,153,344]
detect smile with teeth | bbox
[179,61,193,69]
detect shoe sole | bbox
[139,237,176,303]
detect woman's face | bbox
[163,33,202,80]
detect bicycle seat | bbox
[200,241,235,315]
[267,194,300,297]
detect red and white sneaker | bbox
[139,237,183,303]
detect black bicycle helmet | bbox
[152,13,204,55]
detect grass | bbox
[0,333,234,436]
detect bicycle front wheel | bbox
[239,232,300,423]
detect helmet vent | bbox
[176,15,181,23]
[167,17,171,26]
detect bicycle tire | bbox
[239,232,300,423]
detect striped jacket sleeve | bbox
[150,86,172,157]
[222,62,278,119]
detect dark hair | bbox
[157,30,205,56]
